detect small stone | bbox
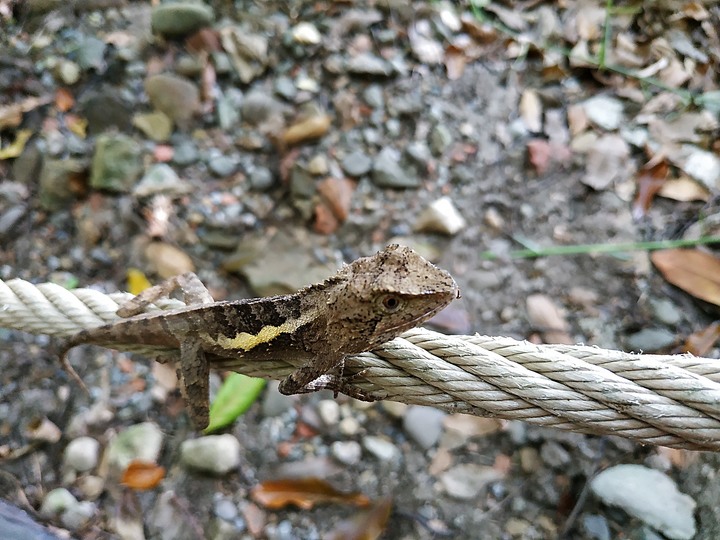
[317,400,340,426]
[362,436,400,462]
[90,134,142,193]
[217,93,241,130]
[180,434,241,474]
[649,298,682,325]
[341,151,373,177]
[151,2,214,37]
[372,147,419,188]
[291,22,322,45]
[274,77,297,101]
[208,155,240,177]
[214,498,238,521]
[518,447,541,473]
[62,501,95,530]
[76,475,105,500]
[64,436,100,473]
[307,155,329,176]
[440,464,503,500]
[145,73,200,123]
[590,464,696,540]
[106,422,165,471]
[241,91,284,126]
[346,53,394,77]
[405,141,432,167]
[430,124,453,155]
[339,416,360,436]
[331,441,362,465]
[56,60,80,85]
[582,95,624,131]
[39,159,85,211]
[403,406,445,450]
[76,37,107,71]
[172,140,199,166]
[582,515,611,540]
[626,328,677,352]
[134,164,192,198]
[40,488,78,518]
[539,441,571,468]
[80,92,132,134]
[363,85,385,108]
[414,197,466,235]
[249,166,275,191]
[133,111,173,142]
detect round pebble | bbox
[64,436,100,472]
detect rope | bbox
[2,277,720,451]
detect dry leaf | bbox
[658,176,710,202]
[651,249,720,306]
[121,460,166,490]
[682,322,720,356]
[251,478,370,510]
[325,497,393,540]
[0,95,53,130]
[0,130,32,160]
[632,160,669,219]
[519,89,542,133]
[55,88,75,112]
[281,114,332,146]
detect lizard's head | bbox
[324,244,459,353]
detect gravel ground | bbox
[1,1,719,539]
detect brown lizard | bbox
[60,244,459,429]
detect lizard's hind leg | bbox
[117,272,215,317]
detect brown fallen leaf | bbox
[681,322,720,356]
[55,88,75,112]
[325,497,393,540]
[0,95,53,129]
[651,249,720,306]
[121,460,166,490]
[281,114,331,146]
[632,160,669,219]
[251,478,370,510]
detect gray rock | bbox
[582,514,611,540]
[290,165,316,199]
[430,124,453,155]
[151,2,214,37]
[590,464,696,540]
[363,85,385,108]
[362,435,400,462]
[405,141,432,166]
[346,53,394,77]
[61,501,95,530]
[145,74,199,123]
[63,436,100,473]
[274,76,297,101]
[217,93,241,130]
[341,151,373,177]
[180,434,241,474]
[539,441,572,468]
[213,498,238,521]
[12,143,43,185]
[134,164,192,197]
[39,159,85,210]
[132,111,173,142]
[80,92,132,134]
[240,91,284,126]
[249,166,275,191]
[76,37,106,71]
[440,464,503,500]
[402,406,445,449]
[331,441,362,465]
[649,298,682,325]
[626,328,677,352]
[105,422,165,470]
[317,400,340,426]
[208,155,240,177]
[372,147,419,188]
[172,140,199,166]
[90,134,142,193]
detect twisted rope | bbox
[2,277,720,451]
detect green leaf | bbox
[204,374,266,433]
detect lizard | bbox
[59,244,459,429]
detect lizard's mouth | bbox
[374,300,453,337]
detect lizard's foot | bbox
[279,371,378,402]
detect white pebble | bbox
[180,434,240,474]
[64,436,100,472]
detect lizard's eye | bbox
[380,294,402,312]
